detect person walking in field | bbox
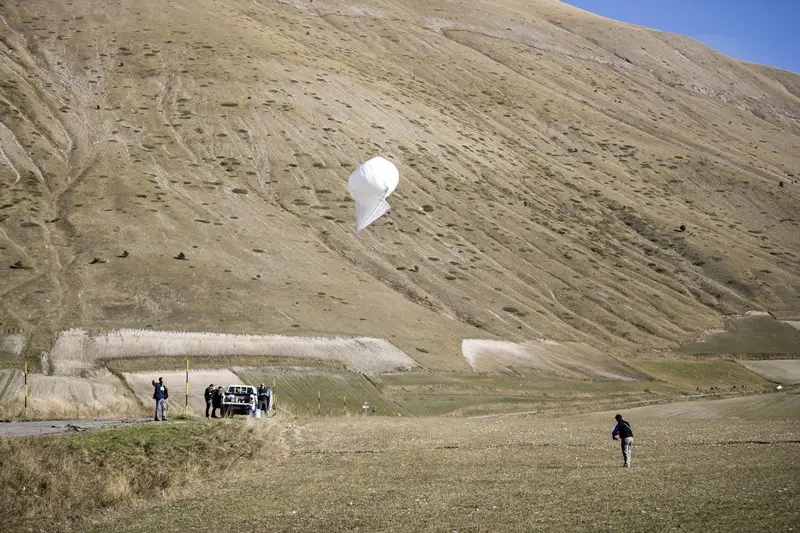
[152,377,169,422]
[204,383,215,418]
[612,413,633,467]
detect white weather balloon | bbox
[347,156,399,232]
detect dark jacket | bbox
[612,420,633,440]
[152,382,168,400]
[204,386,214,402]
[257,385,270,399]
[212,388,224,407]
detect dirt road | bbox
[0,418,152,438]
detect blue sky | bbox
[563,1,799,74]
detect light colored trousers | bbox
[155,398,167,420]
[621,437,633,466]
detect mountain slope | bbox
[1,0,798,368]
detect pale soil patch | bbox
[0,334,26,356]
[122,369,243,416]
[744,311,772,317]
[740,360,800,385]
[461,339,643,380]
[49,329,418,376]
[0,369,141,419]
[583,392,800,421]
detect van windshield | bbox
[225,386,254,395]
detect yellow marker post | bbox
[184,359,189,417]
[343,395,347,416]
[317,390,321,416]
[23,361,28,419]
[272,378,277,412]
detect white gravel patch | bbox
[48,328,418,376]
[461,339,639,380]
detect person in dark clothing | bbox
[152,377,169,421]
[204,383,215,418]
[211,385,224,418]
[611,413,633,467]
[257,382,271,414]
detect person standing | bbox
[204,383,215,418]
[248,393,257,417]
[152,377,169,421]
[611,413,633,467]
[257,382,271,414]
[211,385,224,418]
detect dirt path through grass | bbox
[0,418,151,438]
[580,391,800,420]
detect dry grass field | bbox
[2,394,796,533]
[629,359,773,391]
[234,365,401,416]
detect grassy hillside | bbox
[0,0,798,368]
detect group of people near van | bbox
[150,378,272,420]
[204,384,225,418]
[202,382,272,418]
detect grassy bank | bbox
[0,417,282,532]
